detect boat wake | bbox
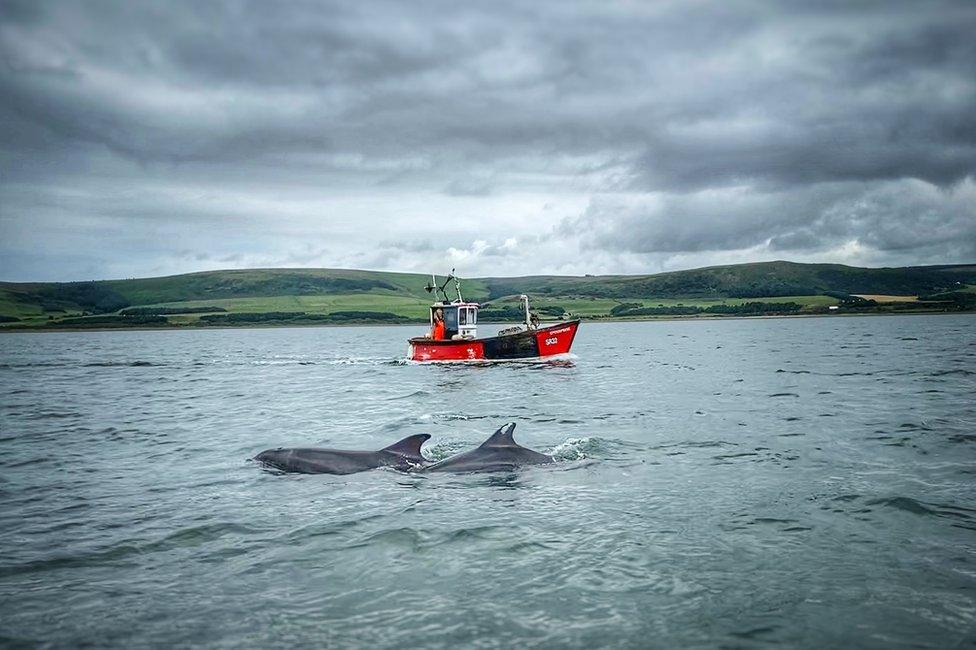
[402,353,578,367]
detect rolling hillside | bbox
[481,262,976,300]
[1,262,974,329]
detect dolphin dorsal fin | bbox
[382,434,431,460]
[480,423,517,448]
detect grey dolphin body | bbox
[254,434,431,475]
[425,423,553,473]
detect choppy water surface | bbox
[1,316,974,648]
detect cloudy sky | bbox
[1,0,974,281]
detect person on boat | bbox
[431,308,445,340]
[529,311,540,329]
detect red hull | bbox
[408,320,580,362]
[409,339,487,362]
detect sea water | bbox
[1,315,974,648]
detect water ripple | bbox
[1,316,974,647]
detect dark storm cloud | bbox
[1,0,974,280]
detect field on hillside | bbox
[1,262,974,329]
[103,268,489,305]
[510,294,842,315]
[139,294,433,318]
[852,294,920,303]
[0,293,46,319]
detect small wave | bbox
[0,361,72,369]
[0,523,259,579]
[387,390,431,400]
[730,626,780,640]
[549,436,634,461]
[769,392,799,398]
[948,433,976,444]
[378,414,434,432]
[326,357,397,366]
[865,496,975,526]
[345,524,511,551]
[897,422,931,431]
[865,496,934,516]
[25,411,81,420]
[7,360,165,369]
[283,513,390,543]
[240,356,394,367]
[751,517,798,525]
[550,437,594,461]
[724,514,811,534]
[930,369,974,377]
[147,523,261,550]
[696,440,739,448]
[713,451,760,460]
[442,414,482,421]
[423,440,472,462]
[6,456,55,468]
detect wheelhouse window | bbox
[444,307,459,332]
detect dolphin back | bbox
[479,422,518,448]
[381,433,431,462]
[425,423,554,473]
[255,433,431,474]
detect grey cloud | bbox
[443,178,492,196]
[768,230,823,252]
[571,189,816,255]
[4,1,974,175]
[575,178,976,261]
[475,241,520,258]
[379,239,438,254]
[628,20,976,191]
[1,0,974,280]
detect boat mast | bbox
[520,294,531,329]
[454,273,464,303]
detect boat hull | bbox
[408,320,580,362]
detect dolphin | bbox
[424,423,553,473]
[254,433,431,475]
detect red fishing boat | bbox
[407,272,581,362]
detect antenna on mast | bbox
[424,270,460,303]
[452,269,464,302]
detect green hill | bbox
[1,262,974,329]
[481,261,976,300]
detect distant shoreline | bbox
[3,261,973,333]
[3,309,972,334]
